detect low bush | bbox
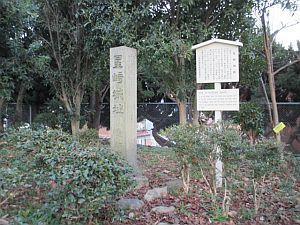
[162,121,242,194]
[33,112,71,132]
[245,138,284,179]
[78,128,100,147]
[32,98,71,132]
[38,145,132,223]
[1,128,133,224]
[163,121,290,220]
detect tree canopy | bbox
[0,0,299,135]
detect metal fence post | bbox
[29,105,32,125]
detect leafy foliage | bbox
[1,127,133,224]
[0,0,49,127]
[162,121,292,219]
[163,121,242,168]
[163,121,243,196]
[245,138,284,179]
[78,128,100,147]
[32,98,71,131]
[239,28,265,87]
[233,102,265,143]
[275,44,300,101]
[0,61,14,102]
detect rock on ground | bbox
[164,179,183,191]
[117,198,145,210]
[151,206,175,214]
[144,186,168,202]
[227,210,238,218]
[157,223,180,225]
[133,176,149,189]
[0,219,9,225]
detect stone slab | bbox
[110,46,137,168]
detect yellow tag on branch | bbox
[273,122,286,134]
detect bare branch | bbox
[38,36,51,46]
[271,21,300,44]
[55,11,62,67]
[273,58,300,76]
[260,76,273,125]
[44,1,61,72]
[206,11,223,28]
[100,85,109,102]
[200,168,213,195]
[60,83,72,113]
[0,197,9,206]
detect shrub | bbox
[78,128,100,147]
[2,128,133,224]
[41,146,133,223]
[245,138,284,179]
[243,137,284,214]
[163,122,296,219]
[162,121,243,194]
[163,121,248,219]
[33,112,71,131]
[233,102,264,144]
[32,99,71,132]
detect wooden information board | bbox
[197,89,239,111]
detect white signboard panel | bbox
[195,43,239,83]
[197,89,239,111]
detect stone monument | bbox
[110,46,137,168]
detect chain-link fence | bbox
[2,102,300,152]
[1,104,34,128]
[277,103,300,153]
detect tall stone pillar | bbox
[110,46,137,168]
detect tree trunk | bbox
[87,88,96,128]
[192,96,199,125]
[0,121,3,133]
[92,85,109,129]
[72,93,82,136]
[261,13,280,142]
[268,70,280,141]
[62,90,82,137]
[87,84,109,129]
[260,76,273,126]
[248,129,257,145]
[93,101,103,129]
[177,99,187,124]
[181,163,191,194]
[91,90,103,129]
[71,115,80,136]
[152,126,172,147]
[15,85,26,124]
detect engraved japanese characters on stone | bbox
[113,55,123,68]
[112,103,124,113]
[112,71,124,83]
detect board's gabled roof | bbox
[192,39,243,50]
